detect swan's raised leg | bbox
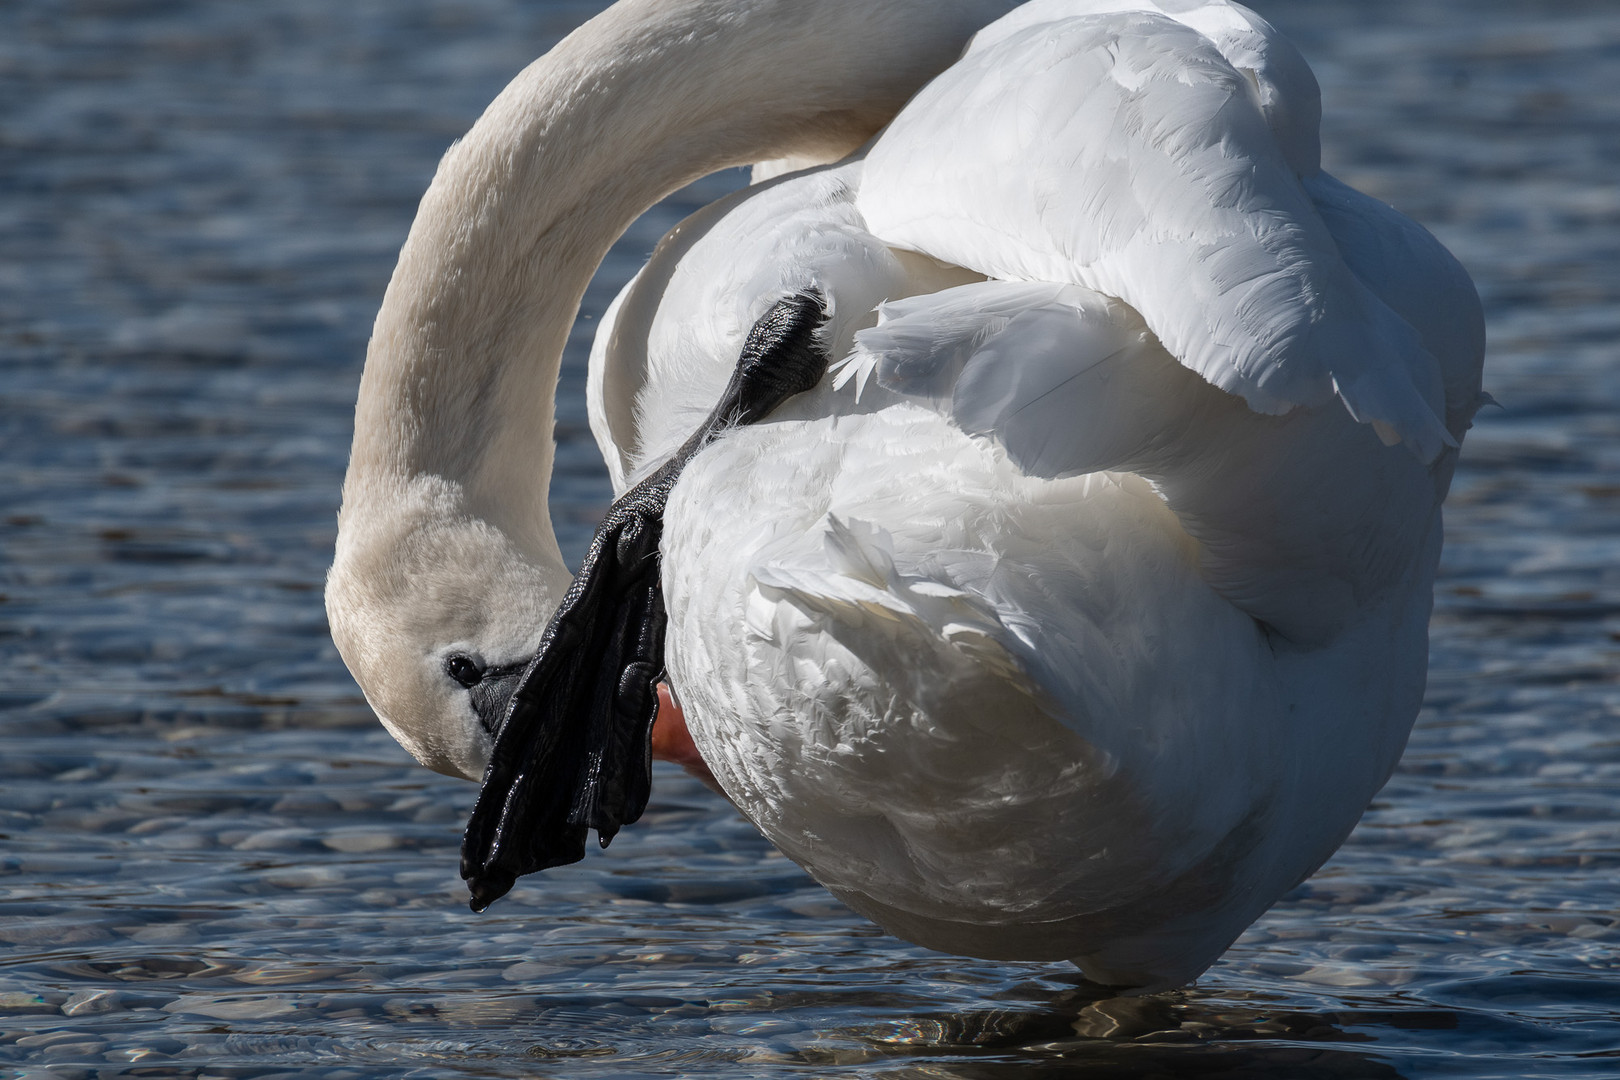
[461,293,827,912]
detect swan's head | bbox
[325,475,568,781]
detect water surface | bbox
[3,1,1618,1076]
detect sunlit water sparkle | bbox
[3,1,1618,1076]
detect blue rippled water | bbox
[2,1,1617,1076]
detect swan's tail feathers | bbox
[1318,285,1457,465]
[1303,170,1487,447]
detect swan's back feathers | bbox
[971,0,1323,176]
[860,10,1454,461]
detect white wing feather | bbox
[847,279,1169,479]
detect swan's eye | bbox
[445,655,484,689]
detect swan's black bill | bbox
[461,292,829,912]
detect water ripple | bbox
[2,0,1617,1076]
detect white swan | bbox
[327,0,1484,990]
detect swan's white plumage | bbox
[660,406,1437,985]
[591,153,1454,982]
[859,10,1454,462]
[971,0,1324,176]
[333,0,1484,991]
[584,1,1482,987]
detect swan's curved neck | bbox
[343,0,1019,566]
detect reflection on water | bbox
[2,0,1618,1076]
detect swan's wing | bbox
[859,10,1454,461]
[586,275,638,493]
[842,279,1183,480]
[845,277,1444,646]
[588,183,773,496]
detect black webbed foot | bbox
[460,291,828,912]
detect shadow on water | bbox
[6,957,1436,1077]
[803,982,1425,1079]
